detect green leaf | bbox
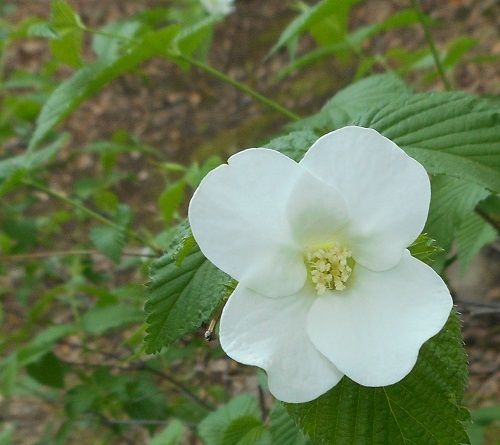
[81,304,143,334]
[270,0,354,56]
[222,417,266,445]
[443,37,478,69]
[49,0,84,67]
[89,224,125,263]
[198,395,262,445]
[290,75,412,132]
[408,233,443,265]
[91,20,142,61]
[14,324,76,368]
[425,175,490,256]
[174,16,217,56]
[148,419,186,445]
[354,92,500,192]
[29,25,179,150]
[158,180,186,224]
[456,213,497,271]
[286,311,469,444]
[265,130,319,162]
[0,134,67,191]
[144,225,233,353]
[26,351,66,388]
[268,405,311,445]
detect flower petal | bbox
[300,126,430,271]
[188,148,306,297]
[286,167,349,246]
[306,251,452,387]
[220,284,344,403]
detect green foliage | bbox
[286,312,469,445]
[456,213,497,271]
[89,225,126,263]
[49,0,84,67]
[425,176,489,255]
[26,351,66,388]
[354,92,500,192]
[468,406,500,445]
[270,0,356,57]
[144,224,233,353]
[29,25,180,150]
[198,395,264,445]
[409,233,444,264]
[148,420,187,445]
[293,74,412,131]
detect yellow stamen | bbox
[305,244,353,295]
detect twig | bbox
[59,342,214,411]
[257,385,269,422]
[456,299,500,315]
[177,54,301,122]
[475,207,500,234]
[23,179,162,254]
[410,0,452,90]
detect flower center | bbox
[305,244,354,295]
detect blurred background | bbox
[0,0,499,444]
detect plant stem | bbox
[23,179,161,254]
[178,54,301,122]
[81,26,301,122]
[410,0,451,90]
[475,207,500,234]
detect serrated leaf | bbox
[456,213,497,271]
[268,405,311,445]
[222,417,266,445]
[144,226,233,353]
[291,74,412,132]
[408,233,443,265]
[354,92,500,192]
[29,25,179,150]
[89,225,125,263]
[198,395,262,445]
[286,311,469,445]
[425,176,490,253]
[265,130,319,162]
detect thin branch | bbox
[80,26,301,122]
[59,342,214,411]
[177,54,301,122]
[410,0,452,90]
[0,249,156,261]
[23,179,162,254]
[475,207,500,234]
[456,299,500,315]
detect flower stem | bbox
[23,179,161,254]
[410,0,452,90]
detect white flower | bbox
[188,126,452,403]
[200,0,235,16]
